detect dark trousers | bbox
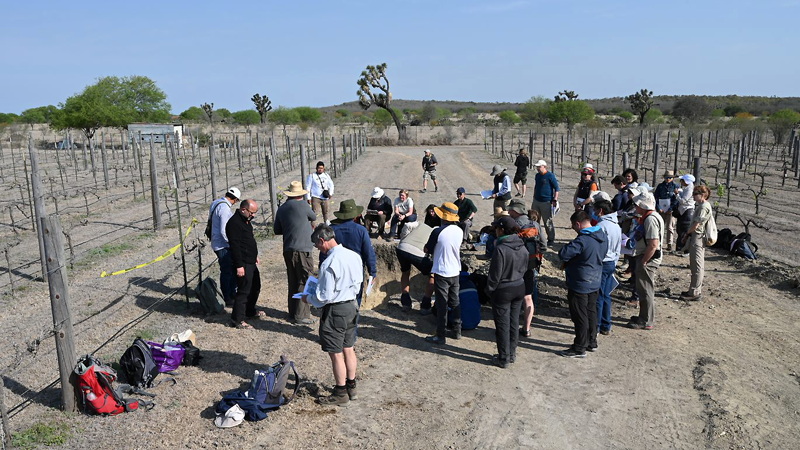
[434,274,460,337]
[364,214,388,236]
[390,213,418,236]
[232,264,261,323]
[491,283,525,363]
[567,289,599,352]
[283,251,313,321]
[597,261,617,332]
[215,247,236,302]
[675,208,693,250]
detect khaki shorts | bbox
[423,170,437,181]
[319,300,358,353]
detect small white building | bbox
[128,123,185,148]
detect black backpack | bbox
[713,228,734,249]
[178,340,202,366]
[120,338,160,389]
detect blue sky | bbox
[2,0,798,114]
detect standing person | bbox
[627,192,664,330]
[513,148,530,198]
[305,161,334,226]
[388,189,417,238]
[423,202,463,345]
[508,200,545,338]
[302,224,363,406]
[557,210,608,358]
[574,167,599,213]
[485,216,528,368]
[274,181,317,325]
[611,175,628,212]
[325,199,377,307]
[364,187,393,238]
[489,165,512,210]
[674,174,696,255]
[454,187,477,244]
[421,149,438,193]
[226,199,263,329]
[593,200,621,335]
[530,160,560,248]
[679,186,713,301]
[622,168,639,185]
[654,170,679,251]
[395,223,436,313]
[208,187,240,306]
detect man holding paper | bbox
[303,224,363,406]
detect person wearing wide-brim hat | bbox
[627,192,664,331]
[274,180,318,325]
[654,170,679,251]
[488,165,513,211]
[364,187,393,238]
[322,199,377,308]
[423,202,463,345]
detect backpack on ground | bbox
[457,271,481,330]
[147,341,185,373]
[215,356,300,422]
[704,213,718,246]
[196,277,225,315]
[205,200,226,240]
[74,355,152,415]
[518,225,544,271]
[120,338,160,389]
[730,233,758,260]
[713,228,734,249]
[177,340,202,366]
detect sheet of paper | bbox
[551,201,560,217]
[292,275,318,299]
[658,199,671,211]
[364,276,375,297]
[481,189,494,199]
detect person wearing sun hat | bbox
[320,199,377,308]
[364,187,392,238]
[674,174,696,254]
[274,180,317,325]
[423,202,463,345]
[627,191,664,331]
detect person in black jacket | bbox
[226,199,263,329]
[485,216,529,368]
[364,187,393,238]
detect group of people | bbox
[204,148,717,405]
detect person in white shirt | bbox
[302,224,363,406]
[388,189,417,238]
[305,161,334,225]
[208,187,240,305]
[423,202,463,345]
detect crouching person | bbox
[302,224,363,406]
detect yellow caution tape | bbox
[101,217,198,278]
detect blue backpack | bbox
[216,355,299,421]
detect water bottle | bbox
[86,390,97,401]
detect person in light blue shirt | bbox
[303,224,363,407]
[208,187,240,305]
[593,200,621,335]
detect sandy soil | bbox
[2,145,800,450]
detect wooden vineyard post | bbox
[622,152,630,171]
[652,144,660,187]
[268,137,278,222]
[89,137,98,189]
[550,141,555,173]
[693,157,702,186]
[611,140,617,178]
[300,144,308,192]
[170,141,189,306]
[41,215,78,412]
[100,131,110,189]
[635,133,641,170]
[150,135,163,231]
[332,137,338,178]
[209,133,218,198]
[28,133,48,281]
[136,132,145,191]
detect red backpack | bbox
[74,355,151,415]
[518,226,544,271]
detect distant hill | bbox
[321,95,800,115]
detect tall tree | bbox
[201,102,214,124]
[520,95,551,124]
[357,63,407,141]
[554,90,579,102]
[548,91,593,130]
[625,88,654,126]
[768,109,800,144]
[251,93,273,124]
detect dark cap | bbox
[491,215,518,233]
[456,187,465,194]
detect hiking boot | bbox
[559,348,586,358]
[628,321,652,330]
[345,379,357,401]
[419,308,432,316]
[318,386,349,407]
[599,329,611,336]
[425,335,446,345]
[587,344,598,353]
[400,293,412,312]
[449,327,461,340]
[492,355,509,368]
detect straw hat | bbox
[283,181,308,197]
[663,170,675,178]
[332,199,364,220]
[371,187,384,199]
[434,202,460,222]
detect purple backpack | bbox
[147,342,185,373]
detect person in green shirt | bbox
[454,187,478,244]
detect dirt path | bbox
[4,145,800,450]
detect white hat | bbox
[424,149,431,153]
[227,187,241,199]
[214,404,245,428]
[582,163,594,170]
[590,191,612,203]
[534,159,547,167]
[637,182,654,193]
[371,187,384,199]
[632,192,656,211]
[167,329,196,346]
[679,174,695,184]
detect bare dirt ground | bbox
[3,144,800,450]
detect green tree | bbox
[498,110,521,125]
[436,108,452,120]
[232,109,261,125]
[216,108,232,122]
[643,108,663,125]
[625,88,654,126]
[52,75,171,139]
[548,99,594,130]
[251,93,272,124]
[0,113,18,124]
[357,62,407,140]
[269,106,300,133]
[335,109,350,118]
[723,104,745,117]
[180,106,206,122]
[711,109,725,118]
[19,105,60,124]
[671,96,712,123]
[373,108,397,130]
[519,95,551,124]
[767,109,800,144]
[420,103,438,124]
[294,106,322,124]
[618,111,634,121]
[201,102,214,123]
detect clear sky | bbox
[2,0,798,114]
